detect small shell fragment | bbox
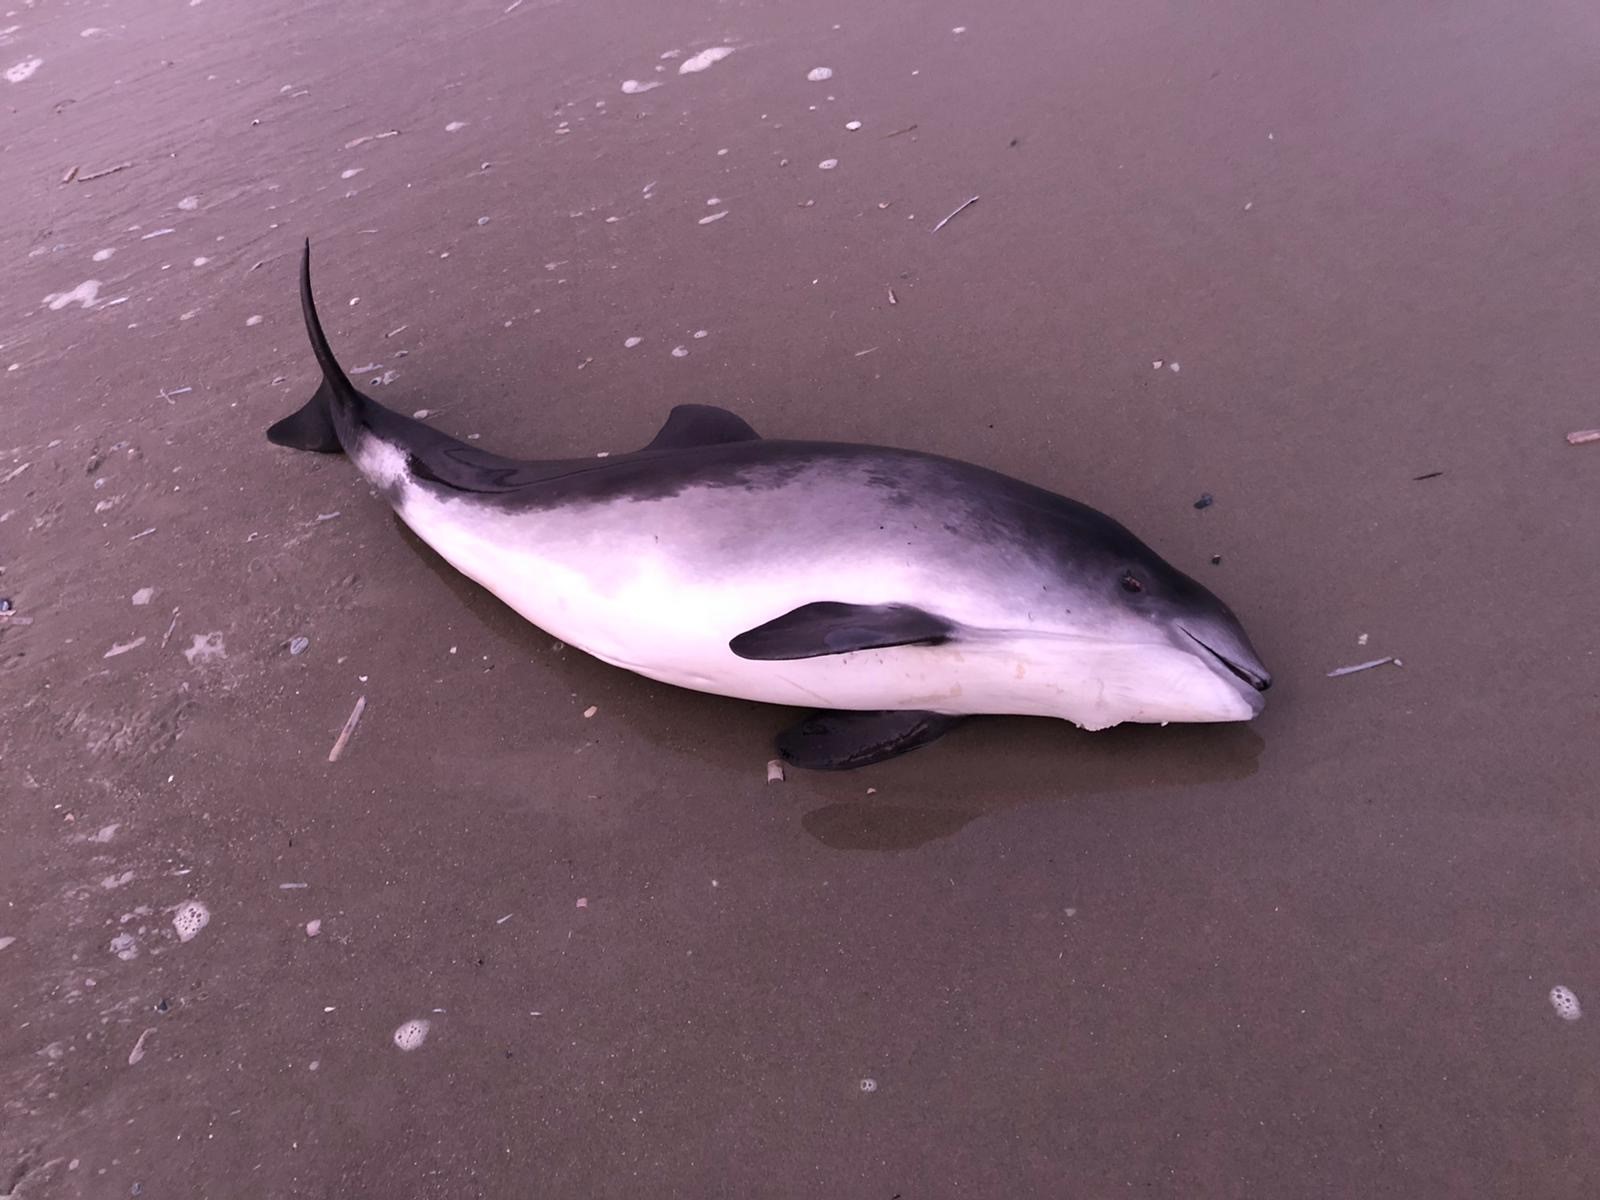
[393,1019,430,1050]
[1551,985,1582,1020]
[679,46,734,74]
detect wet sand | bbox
[4,0,1599,1195]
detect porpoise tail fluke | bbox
[266,240,358,455]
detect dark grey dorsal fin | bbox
[645,404,761,451]
[730,602,953,661]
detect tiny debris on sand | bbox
[172,900,209,942]
[393,1019,430,1051]
[766,759,785,783]
[344,129,400,150]
[1566,429,1600,446]
[679,46,734,74]
[328,695,367,761]
[1551,985,1582,1020]
[1326,656,1402,678]
[78,161,133,182]
[932,195,980,233]
[127,1026,157,1065]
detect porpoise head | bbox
[1031,512,1273,728]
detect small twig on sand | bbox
[78,162,133,182]
[932,195,980,233]
[884,124,919,138]
[1326,656,1401,678]
[328,696,367,762]
[160,608,179,649]
[1567,429,1600,446]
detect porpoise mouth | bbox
[1180,628,1272,692]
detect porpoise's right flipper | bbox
[730,602,953,660]
[776,710,966,770]
[644,404,761,451]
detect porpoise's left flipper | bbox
[776,709,966,770]
[730,602,953,661]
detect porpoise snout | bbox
[1177,617,1271,693]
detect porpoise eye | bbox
[1120,572,1144,594]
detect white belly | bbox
[392,483,1252,728]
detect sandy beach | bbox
[3,0,1599,1195]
